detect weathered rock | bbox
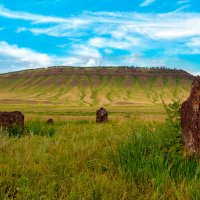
[96,107,108,123]
[181,76,200,156]
[0,111,24,129]
[46,118,54,125]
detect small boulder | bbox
[181,76,200,156]
[96,107,108,123]
[0,111,24,129]
[46,118,54,125]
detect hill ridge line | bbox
[0,66,193,79]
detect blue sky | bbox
[0,0,200,74]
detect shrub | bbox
[161,98,182,157]
[162,98,181,132]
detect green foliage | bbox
[2,118,200,199]
[25,121,55,137]
[7,126,24,137]
[0,119,134,199]
[112,100,200,198]
[114,122,199,199]
[161,98,182,158]
[162,98,182,132]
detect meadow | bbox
[0,67,197,199]
[1,113,200,199]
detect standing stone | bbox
[181,76,200,156]
[96,107,108,123]
[0,111,24,129]
[46,118,54,125]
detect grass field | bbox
[1,119,200,199]
[0,103,165,122]
[0,67,197,199]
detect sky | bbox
[0,0,200,74]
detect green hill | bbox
[0,67,193,107]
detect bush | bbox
[162,98,181,132]
[161,98,182,157]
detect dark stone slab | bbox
[96,107,108,123]
[0,111,24,129]
[181,76,200,156]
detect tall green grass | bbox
[112,104,200,199]
[1,118,200,199]
[25,121,55,137]
[111,99,200,199]
[2,121,56,137]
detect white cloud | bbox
[19,11,200,41]
[1,5,200,42]
[0,5,90,28]
[16,24,89,37]
[187,37,200,48]
[1,5,200,71]
[0,41,197,73]
[71,44,101,58]
[86,58,98,66]
[140,0,155,7]
[60,57,86,66]
[0,41,52,68]
[0,5,67,23]
[89,37,140,50]
[185,37,200,54]
[190,71,200,76]
[178,0,190,4]
[0,41,101,72]
[104,49,113,54]
[162,37,200,56]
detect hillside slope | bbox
[0,67,193,106]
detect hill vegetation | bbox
[0,67,193,107]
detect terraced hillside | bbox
[0,67,193,107]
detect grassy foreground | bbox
[0,119,200,199]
